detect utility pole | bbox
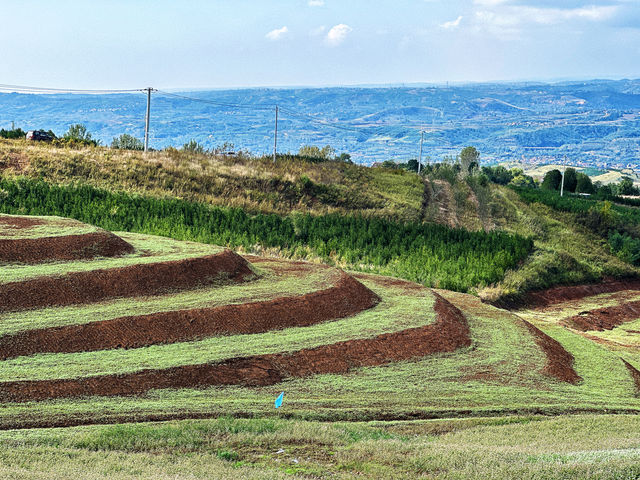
[418,130,424,174]
[144,87,152,153]
[273,105,278,162]
[560,157,567,197]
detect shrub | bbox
[61,124,99,147]
[0,128,26,139]
[181,140,206,154]
[111,134,144,151]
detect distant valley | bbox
[1,79,639,167]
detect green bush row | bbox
[0,177,533,292]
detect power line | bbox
[0,83,143,94]
[155,90,273,111]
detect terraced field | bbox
[4,213,640,477]
[0,213,639,427]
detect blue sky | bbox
[1,0,639,89]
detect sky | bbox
[0,0,639,90]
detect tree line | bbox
[0,177,533,292]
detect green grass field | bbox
[1,415,640,479]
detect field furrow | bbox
[0,293,468,402]
[0,272,379,358]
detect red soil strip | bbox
[505,278,640,310]
[521,320,581,384]
[0,272,379,359]
[352,273,425,291]
[0,250,255,312]
[0,231,134,264]
[563,301,640,332]
[0,292,471,402]
[622,359,640,394]
[0,216,45,228]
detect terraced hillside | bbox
[1,212,640,433]
[5,214,640,477]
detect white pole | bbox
[273,105,278,162]
[144,87,152,152]
[418,130,424,174]
[560,165,565,197]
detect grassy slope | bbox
[420,178,638,302]
[0,139,424,221]
[3,139,634,300]
[1,415,640,479]
[481,187,638,302]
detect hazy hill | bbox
[1,79,639,166]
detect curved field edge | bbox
[1,232,224,284]
[0,292,468,402]
[0,279,436,382]
[0,213,99,239]
[0,258,338,336]
[0,272,379,359]
[0,250,255,312]
[0,231,134,264]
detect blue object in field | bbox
[275,392,284,409]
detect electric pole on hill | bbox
[418,130,424,174]
[144,87,152,152]
[273,105,279,162]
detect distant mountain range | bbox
[1,79,639,166]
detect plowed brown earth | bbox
[0,272,379,359]
[0,293,471,402]
[622,359,640,394]
[0,232,134,264]
[352,273,424,291]
[0,216,45,229]
[564,301,640,331]
[0,250,255,312]
[506,279,640,309]
[522,320,582,384]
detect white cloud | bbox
[326,24,353,46]
[308,0,325,6]
[310,25,327,36]
[265,26,289,41]
[440,16,463,29]
[473,0,509,5]
[472,3,619,36]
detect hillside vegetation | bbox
[3,214,640,478]
[2,138,639,301]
